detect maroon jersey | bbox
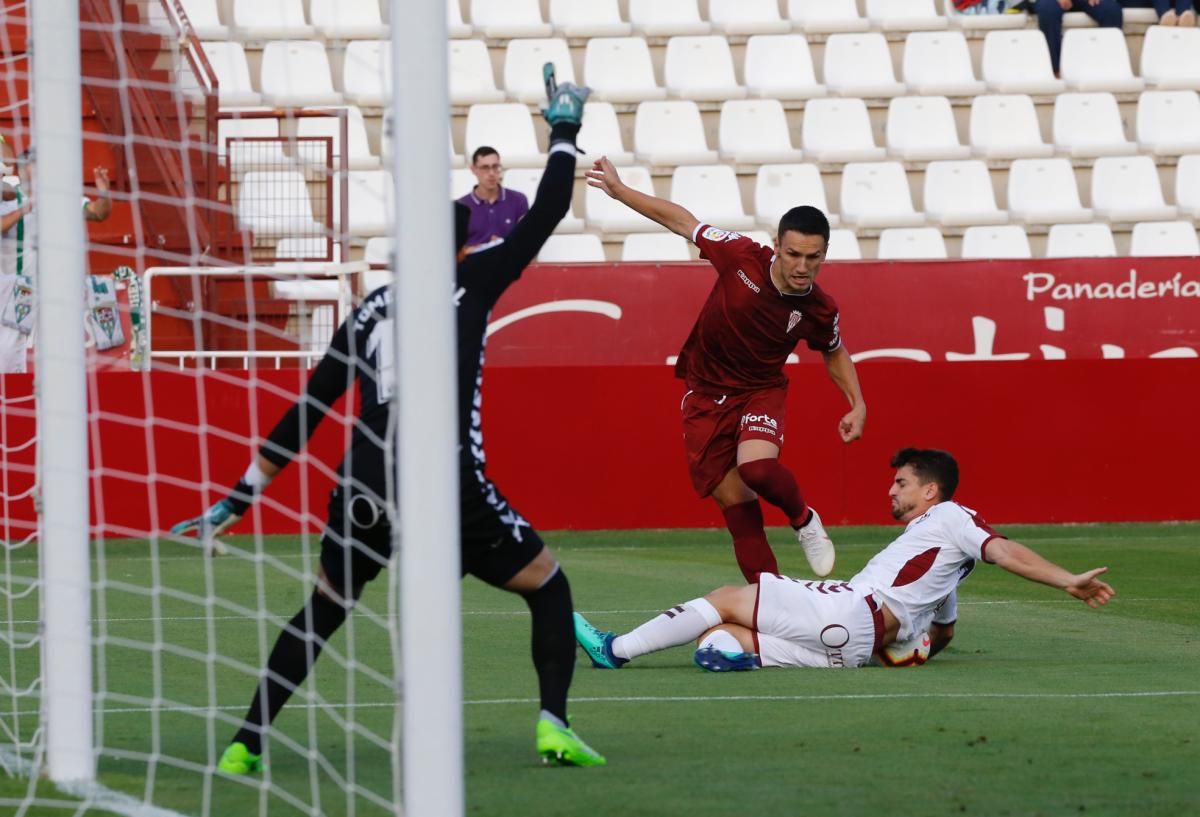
[675,224,842,394]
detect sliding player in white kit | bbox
[575,448,1115,671]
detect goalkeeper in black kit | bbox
[171,67,605,771]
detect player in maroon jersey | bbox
[586,156,866,582]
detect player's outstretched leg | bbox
[576,595,727,668]
[573,612,626,669]
[693,628,760,673]
[721,499,778,582]
[736,458,835,577]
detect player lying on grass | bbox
[575,448,1115,672]
[172,66,606,770]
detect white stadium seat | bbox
[501,168,585,233]
[577,102,634,165]
[1060,29,1144,94]
[969,95,1053,160]
[1044,223,1116,258]
[1052,93,1137,158]
[719,100,803,164]
[743,35,825,101]
[961,225,1032,259]
[147,0,227,39]
[839,162,926,228]
[1090,156,1177,223]
[877,227,948,259]
[742,231,775,248]
[801,98,887,163]
[622,233,692,261]
[260,41,342,107]
[538,234,606,263]
[450,39,506,105]
[865,0,948,31]
[297,107,378,171]
[902,31,986,96]
[786,0,870,33]
[310,0,387,39]
[886,96,971,161]
[670,165,756,231]
[923,160,1007,227]
[982,30,1065,95]
[1140,27,1200,91]
[451,167,476,200]
[364,236,392,265]
[584,38,667,103]
[1136,91,1200,156]
[470,0,552,38]
[754,164,837,230]
[634,101,719,165]
[664,36,746,101]
[1007,159,1093,225]
[464,104,545,168]
[1129,222,1200,257]
[181,42,260,107]
[585,166,661,232]
[824,33,908,98]
[826,229,863,260]
[343,41,390,107]
[231,0,313,40]
[708,0,790,35]
[238,171,319,236]
[628,0,710,36]
[549,0,630,37]
[217,116,283,168]
[336,170,394,237]
[448,0,472,38]
[504,39,575,104]
[1176,155,1200,218]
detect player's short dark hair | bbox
[777,206,830,246]
[471,146,499,165]
[890,448,959,501]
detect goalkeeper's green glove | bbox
[541,62,590,127]
[170,475,257,556]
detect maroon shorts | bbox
[680,385,788,498]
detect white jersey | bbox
[848,501,1003,641]
[0,186,91,279]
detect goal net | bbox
[0,1,459,815]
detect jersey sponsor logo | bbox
[787,309,803,333]
[736,270,761,294]
[741,413,778,430]
[701,227,740,243]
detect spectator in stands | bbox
[1121,0,1196,25]
[456,146,529,251]
[1035,0,1124,75]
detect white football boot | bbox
[795,508,835,577]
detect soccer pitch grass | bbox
[2,523,1198,817]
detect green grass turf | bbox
[1,523,1198,816]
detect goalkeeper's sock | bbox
[233,590,348,755]
[521,566,574,723]
[721,499,778,583]
[737,458,810,528]
[612,597,722,661]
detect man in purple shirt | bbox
[457,146,529,251]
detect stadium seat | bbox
[231,0,313,40]
[839,162,926,228]
[1090,156,1177,223]
[1060,29,1144,94]
[1136,91,1200,156]
[1139,27,1200,91]
[1129,221,1200,257]
[786,0,870,33]
[578,102,634,165]
[969,95,1054,160]
[537,234,606,262]
[1007,159,1093,224]
[451,39,506,105]
[464,104,545,168]
[310,0,388,39]
[501,167,585,232]
[274,236,338,264]
[628,0,710,36]
[718,100,803,164]
[337,170,394,237]
[1044,223,1116,258]
[824,33,908,98]
[448,0,472,38]
[742,231,775,248]
[451,167,477,200]
[923,160,1007,227]
[217,116,284,168]
[1176,155,1200,218]
[549,0,631,37]
[450,129,464,167]
[469,0,553,38]
[801,98,887,163]
[902,31,986,96]
[634,101,719,165]
[237,171,319,237]
[181,42,260,107]
[296,107,378,171]
[877,227,948,259]
[1052,93,1137,158]
[960,225,1032,259]
[585,166,661,232]
[343,41,390,108]
[982,30,1065,95]
[946,0,1026,30]
[865,0,948,31]
[621,233,692,261]
[260,41,342,107]
[669,165,756,231]
[743,36,826,101]
[826,229,863,260]
[664,36,746,101]
[503,39,575,104]
[146,0,227,39]
[885,96,971,161]
[583,38,667,103]
[754,164,837,230]
[364,237,393,267]
[708,0,790,35]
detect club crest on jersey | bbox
[701,226,740,243]
[787,309,803,333]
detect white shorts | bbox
[753,574,883,669]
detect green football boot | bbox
[536,718,607,767]
[217,741,263,775]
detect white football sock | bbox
[612,598,722,661]
[697,628,745,655]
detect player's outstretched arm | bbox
[986,538,1116,608]
[585,156,699,240]
[822,345,866,443]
